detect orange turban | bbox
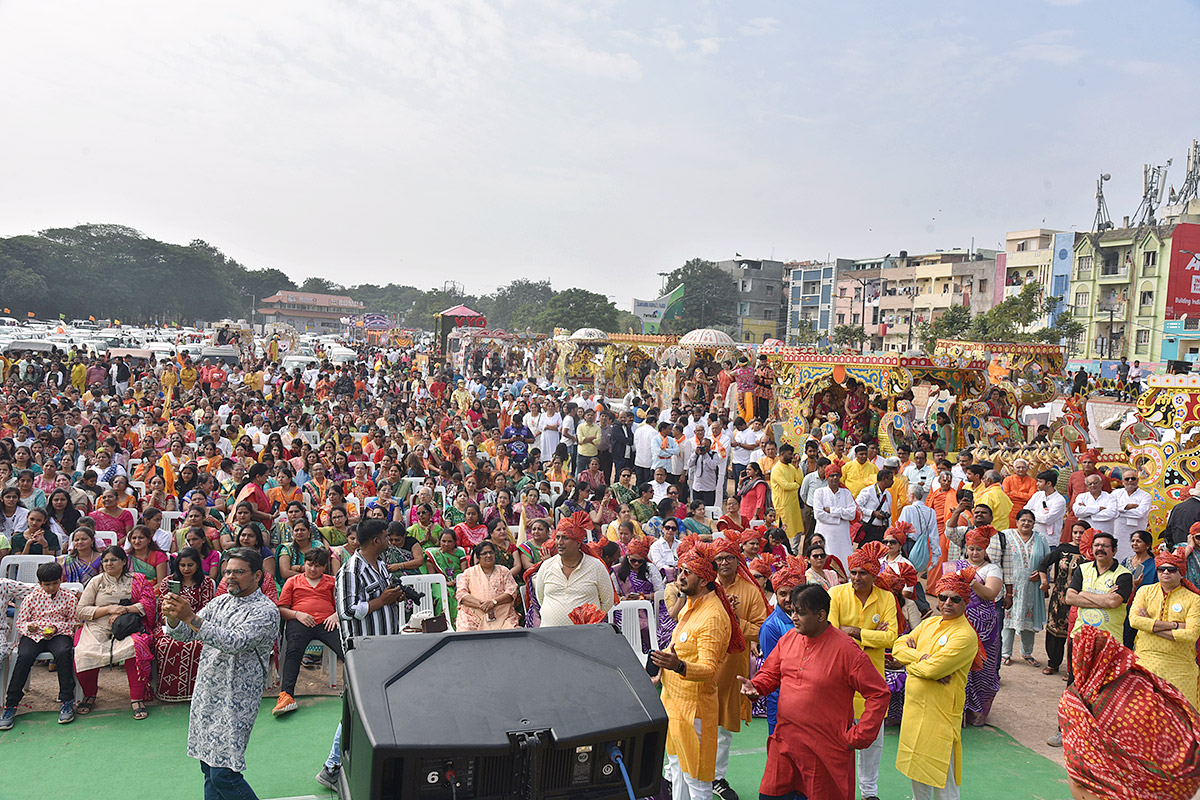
[935,566,986,671]
[965,524,997,550]
[1189,521,1200,538]
[676,533,703,560]
[1157,550,1200,595]
[737,526,764,549]
[748,555,775,577]
[878,560,919,590]
[824,465,842,479]
[886,521,914,547]
[555,510,593,545]
[677,541,746,655]
[567,604,607,625]
[1080,528,1098,560]
[770,555,807,594]
[848,541,888,576]
[713,535,770,608]
[626,538,651,561]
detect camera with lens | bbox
[398,583,425,604]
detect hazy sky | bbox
[2,0,1198,304]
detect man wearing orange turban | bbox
[650,542,740,800]
[829,541,898,799]
[893,568,983,800]
[532,511,616,627]
[1127,549,1200,707]
[710,536,769,798]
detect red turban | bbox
[440,430,454,445]
[555,510,593,545]
[1189,521,1200,538]
[1156,550,1200,595]
[848,541,888,576]
[886,521,914,547]
[737,527,764,549]
[748,555,775,577]
[676,533,703,560]
[1079,528,1098,560]
[824,465,842,479]
[878,560,919,591]
[568,604,607,625]
[934,566,987,671]
[713,535,770,609]
[677,542,746,655]
[770,555,807,594]
[1060,626,1200,800]
[626,538,651,561]
[1081,449,1100,462]
[965,524,997,550]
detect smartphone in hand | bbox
[167,580,182,595]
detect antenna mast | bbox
[1133,160,1172,226]
[1093,173,1113,232]
[1176,139,1200,205]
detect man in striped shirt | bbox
[318,519,402,790]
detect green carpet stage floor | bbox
[0,696,1071,799]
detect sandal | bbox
[132,701,148,721]
[1023,655,1042,668]
[76,696,97,715]
[1042,666,1058,675]
[1000,656,1012,666]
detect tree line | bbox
[0,224,744,336]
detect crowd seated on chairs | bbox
[0,340,794,735]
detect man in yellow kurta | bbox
[243,368,263,394]
[711,538,769,798]
[650,542,738,800]
[828,540,898,800]
[842,444,879,499]
[893,569,980,800]
[159,362,178,395]
[884,455,910,518]
[974,470,1012,534]
[180,361,199,392]
[1130,550,1200,708]
[70,359,86,391]
[769,444,803,543]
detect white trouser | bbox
[714,726,734,779]
[911,760,960,800]
[1001,627,1036,659]
[855,717,884,796]
[666,719,713,800]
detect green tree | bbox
[533,288,620,332]
[299,276,343,293]
[790,319,820,345]
[1036,310,1086,355]
[831,324,869,348]
[916,304,972,352]
[659,258,737,334]
[0,267,49,312]
[477,279,554,332]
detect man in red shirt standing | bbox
[273,548,340,717]
[208,362,228,394]
[739,583,889,800]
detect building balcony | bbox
[1004,284,1025,299]
[1006,248,1053,269]
[1097,265,1129,282]
[878,293,915,311]
[1096,299,1128,319]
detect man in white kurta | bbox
[1111,469,1152,562]
[813,467,858,566]
[1072,474,1117,537]
[165,548,280,799]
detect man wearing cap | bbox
[739,583,889,800]
[756,557,805,735]
[768,444,802,545]
[1062,449,1111,543]
[828,541,898,800]
[710,538,769,800]
[842,444,878,499]
[651,542,739,800]
[893,567,982,800]
[533,512,616,627]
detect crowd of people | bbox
[0,339,1198,800]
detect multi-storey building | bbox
[834,257,886,350]
[1070,202,1200,363]
[873,248,996,352]
[716,257,789,344]
[786,259,847,344]
[257,290,365,332]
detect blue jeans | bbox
[201,762,258,800]
[326,723,342,769]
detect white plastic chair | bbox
[706,506,721,520]
[401,477,424,497]
[299,431,319,446]
[607,599,658,658]
[125,507,139,528]
[159,510,184,534]
[400,574,454,631]
[1,554,55,583]
[550,481,564,499]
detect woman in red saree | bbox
[153,547,216,701]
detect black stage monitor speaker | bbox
[339,624,668,800]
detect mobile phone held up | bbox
[168,580,182,595]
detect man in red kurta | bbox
[1061,450,1111,543]
[740,583,890,800]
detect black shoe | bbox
[316,765,341,790]
[712,777,739,800]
